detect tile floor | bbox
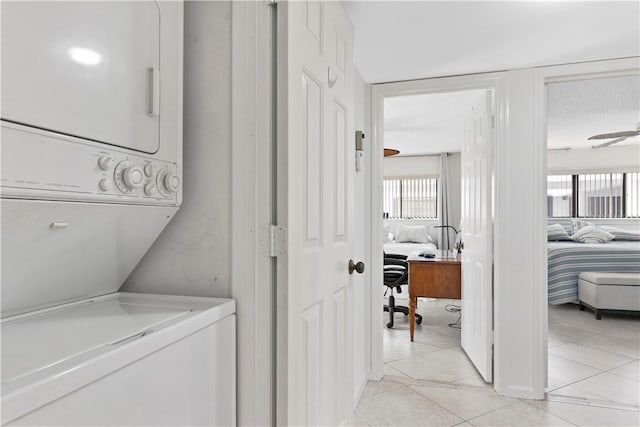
[352,298,640,426]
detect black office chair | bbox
[383,253,423,328]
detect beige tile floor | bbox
[352,298,640,426]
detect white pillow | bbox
[395,224,432,244]
[383,225,392,243]
[570,225,614,244]
[570,219,595,235]
[548,223,571,241]
[600,226,640,241]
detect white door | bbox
[278,1,357,425]
[461,90,494,382]
[1,1,160,153]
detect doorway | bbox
[370,74,502,389]
[379,89,486,385]
[539,64,640,409]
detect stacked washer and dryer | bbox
[1,2,236,425]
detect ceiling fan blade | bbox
[588,130,640,140]
[594,136,628,148]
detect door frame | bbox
[371,70,556,399]
[370,72,504,382]
[532,56,640,396]
[231,2,276,425]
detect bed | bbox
[384,242,437,258]
[548,241,640,304]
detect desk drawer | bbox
[409,262,461,299]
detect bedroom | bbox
[544,74,640,407]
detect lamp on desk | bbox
[434,225,463,255]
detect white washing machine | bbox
[1,293,236,426]
[1,2,236,425]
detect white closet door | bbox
[1,1,160,153]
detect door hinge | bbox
[270,225,286,257]
[490,114,496,130]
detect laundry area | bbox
[1,2,235,425]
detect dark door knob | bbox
[348,260,365,275]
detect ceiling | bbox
[547,75,640,149]
[384,90,486,156]
[343,1,640,84]
[384,75,639,157]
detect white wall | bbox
[548,145,640,173]
[352,68,371,404]
[383,153,461,248]
[494,68,547,399]
[383,155,439,177]
[123,1,232,297]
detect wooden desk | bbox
[407,256,461,341]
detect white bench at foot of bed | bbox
[578,272,640,320]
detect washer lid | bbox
[1,296,191,383]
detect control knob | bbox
[123,166,144,188]
[144,162,154,177]
[156,169,180,196]
[163,173,180,193]
[98,179,112,192]
[114,161,144,193]
[98,156,113,170]
[144,183,156,196]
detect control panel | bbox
[1,122,181,206]
[95,154,180,201]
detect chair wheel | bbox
[416,317,422,325]
[386,322,394,328]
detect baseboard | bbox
[495,384,543,400]
[354,372,369,406]
[368,365,384,382]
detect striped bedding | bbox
[548,241,640,304]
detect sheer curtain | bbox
[438,153,454,250]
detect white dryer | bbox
[1,2,236,425]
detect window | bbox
[547,172,639,219]
[383,176,438,219]
[627,172,640,218]
[578,173,623,218]
[547,175,573,217]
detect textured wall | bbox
[123,1,232,297]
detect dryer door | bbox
[1,1,161,154]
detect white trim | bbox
[370,83,384,380]
[231,2,275,425]
[370,72,504,384]
[275,2,290,424]
[533,57,640,397]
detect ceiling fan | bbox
[588,122,640,148]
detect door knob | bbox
[348,260,365,275]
